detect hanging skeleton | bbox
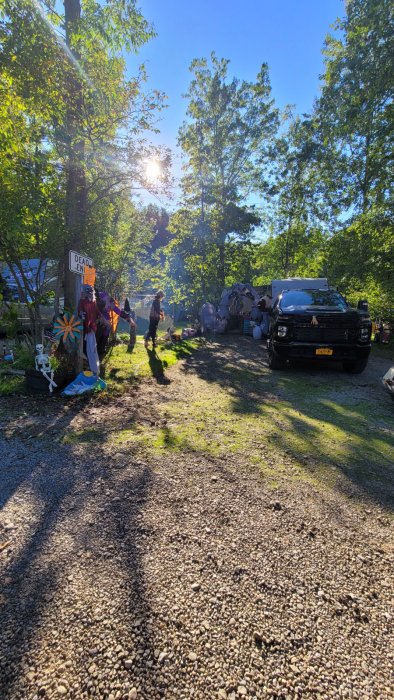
[35,344,57,393]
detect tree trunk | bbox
[361,132,371,215]
[218,237,226,293]
[32,302,43,346]
[283,215,293,277]
[63,0,87,311]
[54,259,64,317]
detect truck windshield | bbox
[280,290,348,311]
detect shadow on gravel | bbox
[0,398,78,511]
[146,347,171,384]
[182,335,394,511]
[0,426,158,697]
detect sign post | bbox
[68,251,94,374]
[69,250,93,276]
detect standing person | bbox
[145,290,165,349]
[258,292,272,337]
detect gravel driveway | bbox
[0,338,393,700]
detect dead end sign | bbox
[69,250,93,275]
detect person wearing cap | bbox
[144,290,165,349]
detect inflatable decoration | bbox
[53,312,83,344]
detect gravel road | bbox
[0,338,393,700]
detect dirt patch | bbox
[0,337,393,699]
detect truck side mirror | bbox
[357,299,369,312]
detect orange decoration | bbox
[53,312,83,343]
[83,265,96,286]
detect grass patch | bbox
[0,335,201,398]
[0,372,25,396]
[0,343,34,396]
[102,336,200,394]
[61,427,104,444]
[143,339,394,508]
[110,427,151,447]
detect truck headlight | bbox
[277,325,288,338]
[360,326,370,340]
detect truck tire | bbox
[268,348,286,370]
[342,358,368,374]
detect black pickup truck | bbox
[267,289,372,373]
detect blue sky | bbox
[126,0,345,205]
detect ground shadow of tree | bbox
[0,405,160,698]
[180,335,394,511]
[0,396,79,510]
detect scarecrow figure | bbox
[96,290,135,359]
[78,285,105,376]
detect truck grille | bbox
[292,325,356,343]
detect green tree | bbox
[319,0,394,215]
[0,0,169,312]
[316,0,394,312]
[164,209,213,315]
[89,195,153,300]
[266,115,330,278]
[0,74,65,338]
[178,53,279,292]
[163,205,263,317]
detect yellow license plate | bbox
[316,348,333,356]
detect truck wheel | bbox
[343,358,368,374]
[268,348,286,370]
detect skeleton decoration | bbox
[35,344,57,393]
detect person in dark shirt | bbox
[144,290,165,349]
[257,293,272,336]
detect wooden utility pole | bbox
[63,0,87,311]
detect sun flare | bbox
[145,160,162,183]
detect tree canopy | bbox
[0,0,169,326]
[0,0,393,329]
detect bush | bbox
[12,344,61,372]
[0,302,19,338]
[12,345,35,371]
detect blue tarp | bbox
[2,259,47,301]
[62,371,107,396]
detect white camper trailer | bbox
[270,278,329,302]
